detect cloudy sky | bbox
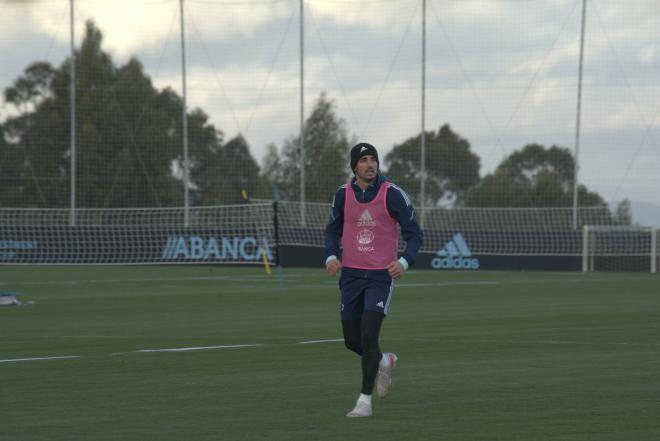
[1,0,659,217]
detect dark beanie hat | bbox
[350,142,379,172]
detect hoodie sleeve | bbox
[386,183,423,266]
[324,185,347,263]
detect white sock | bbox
[358,393,372,406]
[379,353,391,369]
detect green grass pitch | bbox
[1,265,659,440]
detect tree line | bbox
[0,21,627,221]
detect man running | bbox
[325,142,423,417]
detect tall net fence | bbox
[1,1,659,266]
[1,0,659,212]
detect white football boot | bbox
[346,399,373,417]
[376,353,398,398]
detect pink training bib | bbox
[341,181,398,270]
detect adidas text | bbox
[432,256,480,270]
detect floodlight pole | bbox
[573,0,587,230]
[300,0,306,227]
[180,0,190,227]
[420,0,427,228]
[69,0,76,226]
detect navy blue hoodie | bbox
[324,173,423,279]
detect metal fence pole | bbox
[572,0,587,229]
[180,0,190,227]
[420,0,427,228]
[299,0,306,227]
[69,0,76,226]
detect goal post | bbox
[582,225,658,273]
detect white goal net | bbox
[277,203,620,256]
[0,204,275,265]
[582,225,658,273]
[1,203,653,268]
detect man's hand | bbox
[326,258,342,277]
[387,260,404,280]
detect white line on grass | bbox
[0,355,81,364]
[135,344,263,353]
[190,275,305,281]
[456,339,660,347]
[299,338,343,345]
[298,281,500,290]
[386,337,660,347]
[8,274,309,286]
[397,281,498,287]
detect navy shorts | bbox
[339,274,394,321]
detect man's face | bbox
[355,155,378,182]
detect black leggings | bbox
[342,310,385,395]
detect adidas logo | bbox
[376,301,384,308]
[357,209,376,227]
[437,233,472,257]
[432,233,480,270]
